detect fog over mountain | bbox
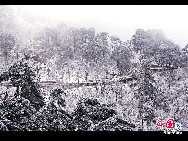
[11,5,188,48]
[0,5,188,132]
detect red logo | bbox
[156,118,174,128]
[156,120,166,127]
[166,119,174,128]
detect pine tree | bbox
[0,61,44,110]
[133,58,158,130]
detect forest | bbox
[0,5,188,131]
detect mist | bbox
[10,5,188,48]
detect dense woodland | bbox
[0,6,188,131]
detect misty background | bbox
[10,5,188,48]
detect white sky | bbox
[11,5,188,48]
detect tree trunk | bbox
[15,86,19,97]
[85,72,88,82]
[141,116,144,130]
